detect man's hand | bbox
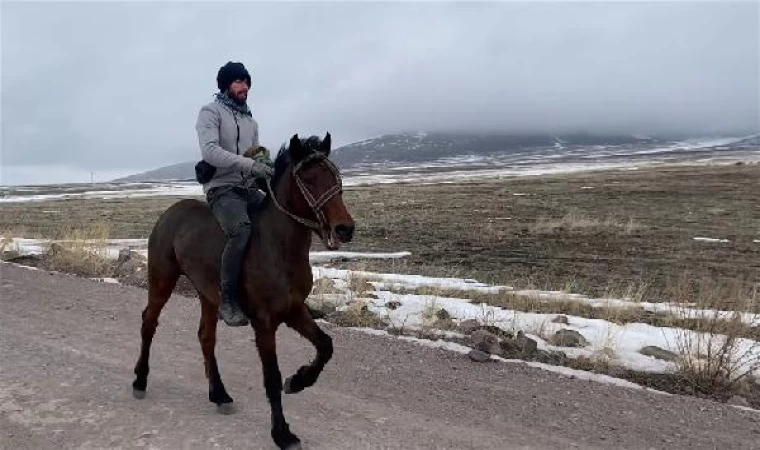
[249,160,273,179]
[244,145,274,170]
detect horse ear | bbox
[289,133,305,160]
[321,132,332,156]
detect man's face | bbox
[228,79,249,104]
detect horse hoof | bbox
[216,403,236,415]
[284,375,305,394]
[283,377,295,394]
[133,388,146,400]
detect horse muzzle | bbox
[334,223,355,243]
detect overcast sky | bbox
[2,1,758,185]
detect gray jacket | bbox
[195,100,260,193]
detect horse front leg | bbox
[284,304,333,394]
[255,327,301,450]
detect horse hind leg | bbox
[197,293,234,413]
[132,262,179,398]
[284,304,334,395]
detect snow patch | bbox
[1,237,412,266]
[311,267,760,378]
[309,251,411,264]
[312,266,510,294]
[693,237,730,243]
[90,277,120,284]
[0,184,202,203]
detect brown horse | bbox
[131,133,354,449]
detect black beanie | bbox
[216,61,251,92]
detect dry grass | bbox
[328,299,387,329]
[532,211,641,235]
[0,236,20,259]
[667,279,760,400]
[2,222,117,278]
[3,164,759,299]
[45,222,116,277]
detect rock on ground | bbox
[471,329,502,355]
[639,346,679,362]
[551,329,588,347]
[468,349,492,362]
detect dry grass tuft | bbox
[44,222,115,278]
[532,211,641,235]
[329,299,387,329]
[667,278,760,400]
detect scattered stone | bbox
[386,301,402,310]
[305,299,337,319]
[499,331,540,359]
[468,349,491,363]
[4,254,43,266]
[535,350,569,366]
[728,395,750,408]
[433,317,457,331]
[552,315,569,324]
[639,346,679,362]
[114,256,148,288]
[499,338,521,357]
[117,248,132,263]
[515,331,539,358]
[471,329,502,355]
[482,325,513,339]
[435,308,451,320]
[459,319,481,334]
[352,279,375,294]
[551,329,587,347]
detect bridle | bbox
[265,152,343,232]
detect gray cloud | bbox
[2,1,758,184]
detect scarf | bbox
[214,92,252,117]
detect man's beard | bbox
[228,90,247,105]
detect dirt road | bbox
[1,263,758,450]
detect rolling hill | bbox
[112,131,756,183]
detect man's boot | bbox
[219,280,249,327]
[218,229,251,327]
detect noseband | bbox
[266,152,343,231]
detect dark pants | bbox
[206,185,265,296]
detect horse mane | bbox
[252,135,324,210]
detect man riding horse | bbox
[195,61,273,326]
[135,63,353,447]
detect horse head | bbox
[270,132,355,250]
